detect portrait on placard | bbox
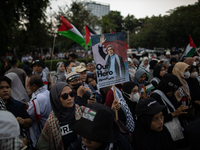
[91,32,129,88]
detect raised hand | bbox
[100,34,106,45]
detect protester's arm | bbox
[171,105,188,117]
[98,35,107,60]
[17,117,32,129]
[17,104,33,128]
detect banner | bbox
[91,32,129,88]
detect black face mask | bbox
[72,82,82,91]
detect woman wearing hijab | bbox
[150,74,189,149]
[37,82,84,150]
[85,74,106,104]
[132,98,175,150]
[148,59,158,82]
[150,65,166,89]
[172,62,191,105]
[186,65,200,115]
[52,62,66,83]
[170,57,178,66]
[70,103,133,150]
[122,81,139,120]
[133,68,150,98]
[139,57,150,73]
[5,72,29,102]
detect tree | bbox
[0,0,51,54]
[101,11,124,32]
[123,14,139,33]
[101,16,117,33]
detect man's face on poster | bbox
[107,46,114,57]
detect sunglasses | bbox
[61,91,75,100]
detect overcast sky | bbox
[48,0,198,18]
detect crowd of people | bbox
[1,50,200,150]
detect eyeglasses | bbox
[61,91,75,100]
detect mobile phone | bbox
[90,92,96,99]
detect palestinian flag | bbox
[85,24,97,50]
[58,15,86,49]
[182,36,196,58]
[110,29,129,50]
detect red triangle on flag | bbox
[85,24,91,46]
[189,36,196,48]
[58,15,73,32]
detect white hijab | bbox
[5,72,30,102]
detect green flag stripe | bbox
[86,39,92,47]
[186,47,196,57]
[58,30,86,47]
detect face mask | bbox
[130,92,140,102]
[72,82,82,91]
[71,67,76,72]
[181,71,190,79]
[193,62,197,66]
[191,72,198,78]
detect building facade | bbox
[85,1,110,34]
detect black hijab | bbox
[50,82,75,125]
[186,65,200,103]
[153,65,165,80]
[122,81,138,119]
[132,98,175,150]
[170,57,177,65]
[167,65,174,74]
[157,74,182,95]
[149,59,158,70]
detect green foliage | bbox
[0,0,51,54]
[128,2,200,49]
[101,11,123,33]
[123,14,139,32]
[101,16,117,33]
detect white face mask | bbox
[130,92,140,102]
[181,71,190,79]
[191,72,198,78]
[193,62,197,66]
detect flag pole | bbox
[112,85,118,120]
[50,33,56,71]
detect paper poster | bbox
[91,32,129,88]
